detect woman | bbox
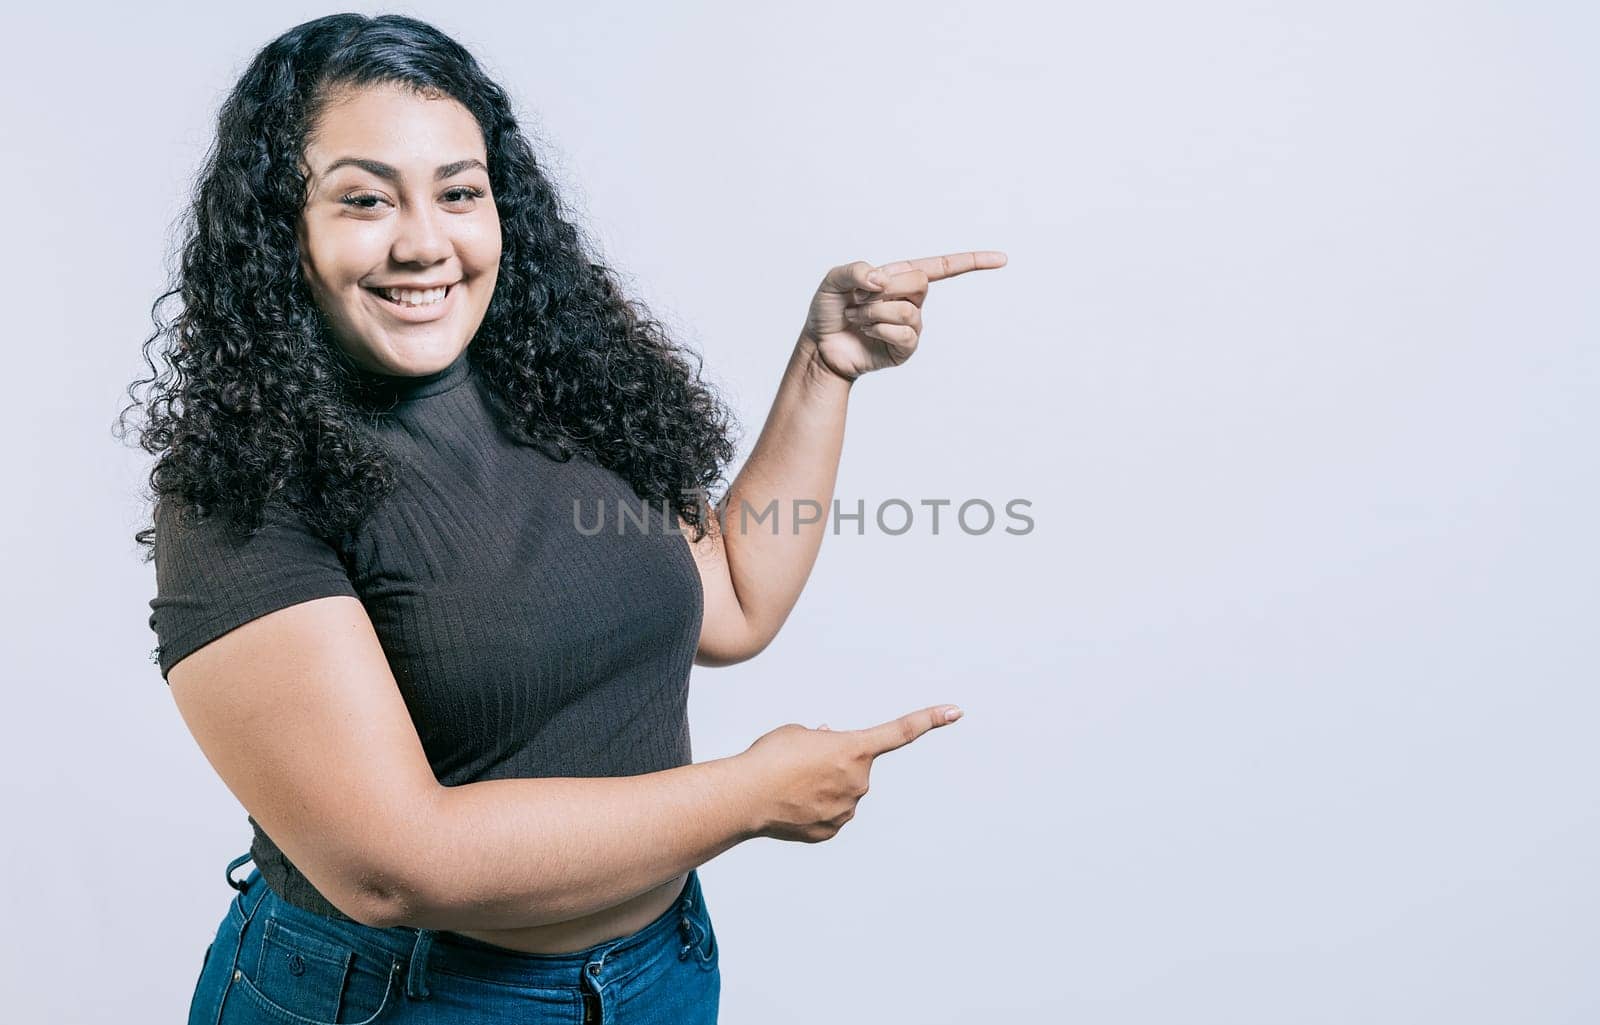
[124,13,1001,1024]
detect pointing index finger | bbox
[874,250,1007,283]
[856,704,964,757]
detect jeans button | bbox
[587,963,600,977]
[287,952,305,975]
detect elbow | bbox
[327,854,436,930]
[340,868,429,930]
[332,793,451,930]
[694,627,777,668]
[340,894,403,931]
[694,649,743,669]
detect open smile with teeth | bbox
[369,284,453,307]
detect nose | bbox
[389,202,453,267]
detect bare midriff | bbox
[442,872,691,955]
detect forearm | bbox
[716,333,852,643]
[381,754,763,930]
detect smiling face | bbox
[296,83,501,378]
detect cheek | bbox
[461,210,503,269]
[303,219,387,286]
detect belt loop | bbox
[405,928,435,999]
[225,851,253,892]
[227,863,271,931]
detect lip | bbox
[364,282,457,323]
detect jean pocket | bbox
[230,915,399,1025]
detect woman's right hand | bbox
[737,704,964,843]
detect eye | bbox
[338,187,485,211]
[339,192,387,211]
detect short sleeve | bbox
[147,498,359,683]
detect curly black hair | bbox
[115,12,739,553]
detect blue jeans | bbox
[189,851,721,1024]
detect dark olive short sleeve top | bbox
[148,347,705,921]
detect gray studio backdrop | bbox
[4,1,1596,1022]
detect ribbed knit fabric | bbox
[148,345,705,921]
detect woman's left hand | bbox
[800,250,1007,383]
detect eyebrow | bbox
[320,157,488,183]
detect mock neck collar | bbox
[338,346,474,408]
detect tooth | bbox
[381,286,446,306]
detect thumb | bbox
[822,260,886,296]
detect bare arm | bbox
[689,252,1006,666]
[398,756,761,930]
[690,333,851,667]
[168,594,766,931]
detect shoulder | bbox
[153,495,345,564]
[148,494,358,681]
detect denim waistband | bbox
[224,851,703,995]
